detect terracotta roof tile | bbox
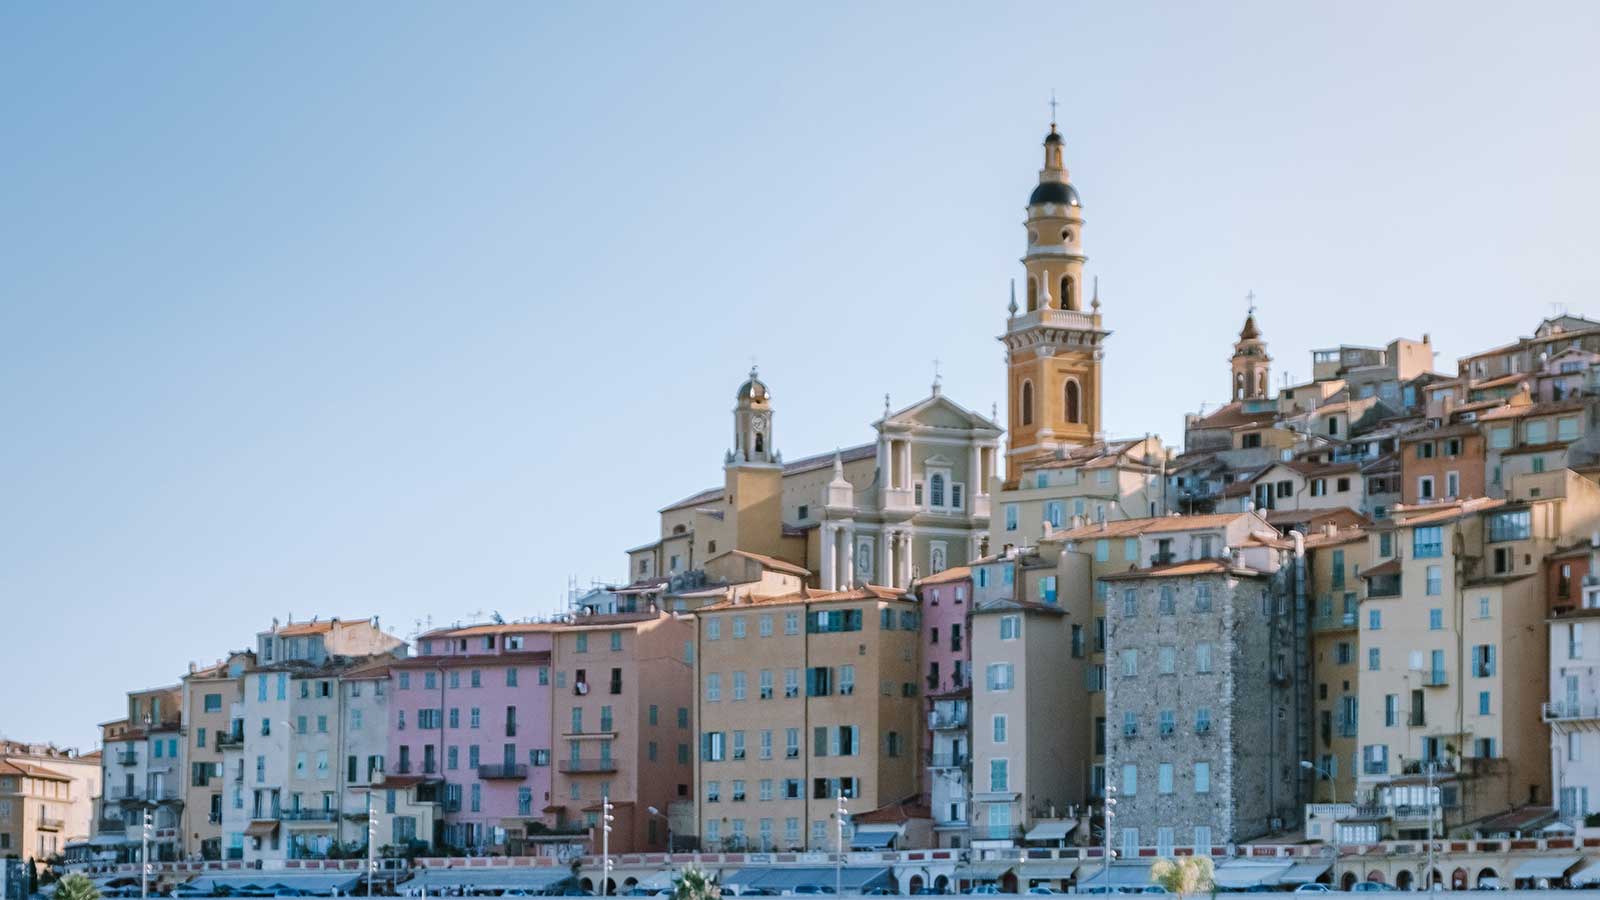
[915,566,972,587]
[1100,559,1266,581]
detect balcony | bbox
[1337,719,1359,738]
[117,751,139,766]
[1423,670,1449,687]
[928,708,968,730]
[1314,611,1358,633]
[217,730,245,749]
[1545,700,1600,723]
[280,809,338,822]
[927,753,968,769]
[37,815,65,831]
[558,758,618,774]
[97,816,126,833]
[478,764,529,780]
[1010,307,1101,333]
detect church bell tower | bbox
[1000,118,1108,486]
[1230,310,1271,402]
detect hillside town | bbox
[12,122,1600,896]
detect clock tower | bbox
[1000,120,1109,486]
[723,367,786,560]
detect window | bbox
[986,663,1014,691]
[1121,764,1137,796]
[707,619,721,641]
[1158,646,1175,675]
[1158,763,1174,794]
[1368,648,1381,671]
[1095,539,1110,562]
[1413,526,1443,558]
[1487,510,1532,542]
[993,715,1007,743]
[1120,649,1138,677]
[1158,585,1175,615]
[784,612,800,635]
[1194,762,1211,794]
[1194,643,1212,673]
[1021,381,1034,426]
[1159,709,1175,736]
[759,670,773,700]
[1368,609,1382,630]
[1194,583,1212,611]
[1004,504,1018,532]
[1479,691,1492,715]
[758,614,772,637]
[1124,589,1139,617]
[987,758,1009,792]
[732,671,747,701]
[1426,565,1442,596]
[784,668,800,699]
[706,674,721,702]
[732,617,747,639]
[999,615,1021,640]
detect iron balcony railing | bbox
[1544,700,1600,721]
[117,751,139,766]
[558,758,618,774]
[280,809,338,822]
[477,764,529,780]
[928,708,968,730]
[38,815,65,831]
[926,753,968,769]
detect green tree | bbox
[673,866,719,900]
[55,874,102,900]
[1150,856,1214,899]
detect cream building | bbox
[994,437,1170,552]
[1305,526,1369,807]
[692,585,922,851]
[1355,470,1600,838]
[966,544,1085,849]
[0,743,100,867]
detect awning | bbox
[1279,863,1332,885]
[244,820,279,837]
[1514,856,1583,880]
[195,873,363,896]
[1214,863,1292,889]
[850,829,898,850]
[966,863,1015,880]
[1019,863,1078,881]
[1075,863,1152,888]
[407,868,574,893]
[1569,860,1600,887]
[1024,820,1077,843]
[723,867,893,892]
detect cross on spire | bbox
[1246,290,1257,316]
[932,359,943,395]
[1048,91,1059,128]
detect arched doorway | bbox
[604,879,617,896]
[1452,868,1468,891]
[1341,872,1358,891]
[908,876,924,895]
[623,879,639,891]
[1476,868,1499,890]
[1395,870,1413,892]
[1367,871,1386,885]
[1000,872,1019,894]
[580,879,594,894]
[933,875,950,894]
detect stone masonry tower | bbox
[1230,312,1271,402]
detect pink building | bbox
[917,566,973,701]
[915,567,973,846]
[390,623,555,853]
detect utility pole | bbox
[366,789,376,899]
[141,808,152,900]
[1100,785,1118,890]
[835,792,848,898]
[1425,761,1438,892]
[601,794,615,899]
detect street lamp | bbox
[601,794,615,899]
[1300,761,1338,887]
[646,806,673,855]
[1099,786,1118,893]
[141,808,152,900]
[835,792,848,899]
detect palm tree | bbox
[1150,856,1214,899]
[55,874,102,900]
[673,866,719,900]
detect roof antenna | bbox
[932,359,942,396]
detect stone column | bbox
[844,526,857,588]
[822,525,837,591]
[970,444,982,499]
[880,532,892,587]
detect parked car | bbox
[864,890,898,896]
[1351,884,1394,893]
[963,887,1001,896]
[1027,889,1057,896]
[792,887,837,896]
[1294,886,1331,894]
[1141,889,1169,895]
[912,888,949,896]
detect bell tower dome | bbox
[1230,310,1272,402]
[1000,117,1109,486]
[732,366,776,464]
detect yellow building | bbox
[1305,526,1369,806]
[993,438,1170,552]
[180,652,252,859]
[692,585,922,851]
[1002,123,1106,484]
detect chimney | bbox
[1043,522,1055,540]
[1323,523,1337,538]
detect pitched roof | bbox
[915,566,972,587]
[1477,398,1584,422]
[695,584,908,612]
[709,549,811,578]
[1191,402,1278,431]
[1399,423,1481,442]
[420,621,558,639]
[273,617,370,637]
[0,760,71,782]
[1054,512,1247,542]
[1393,497,1507,526]
[659,486,725,514]
[1100,560,1266,581]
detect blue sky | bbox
[4,2,1598,748]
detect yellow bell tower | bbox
[1000,118,1108,486]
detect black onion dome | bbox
[1029,181,1080,207]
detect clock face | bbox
[753,413,770,430]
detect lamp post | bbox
[647,806,672,855]
[601,794,615,899]
[366,788,376,899]
[141,808,152,900]
[835,792,848,899]
[1300,761,1338,887]
[1424,761,1438,893]
[1099,786,1118,893]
